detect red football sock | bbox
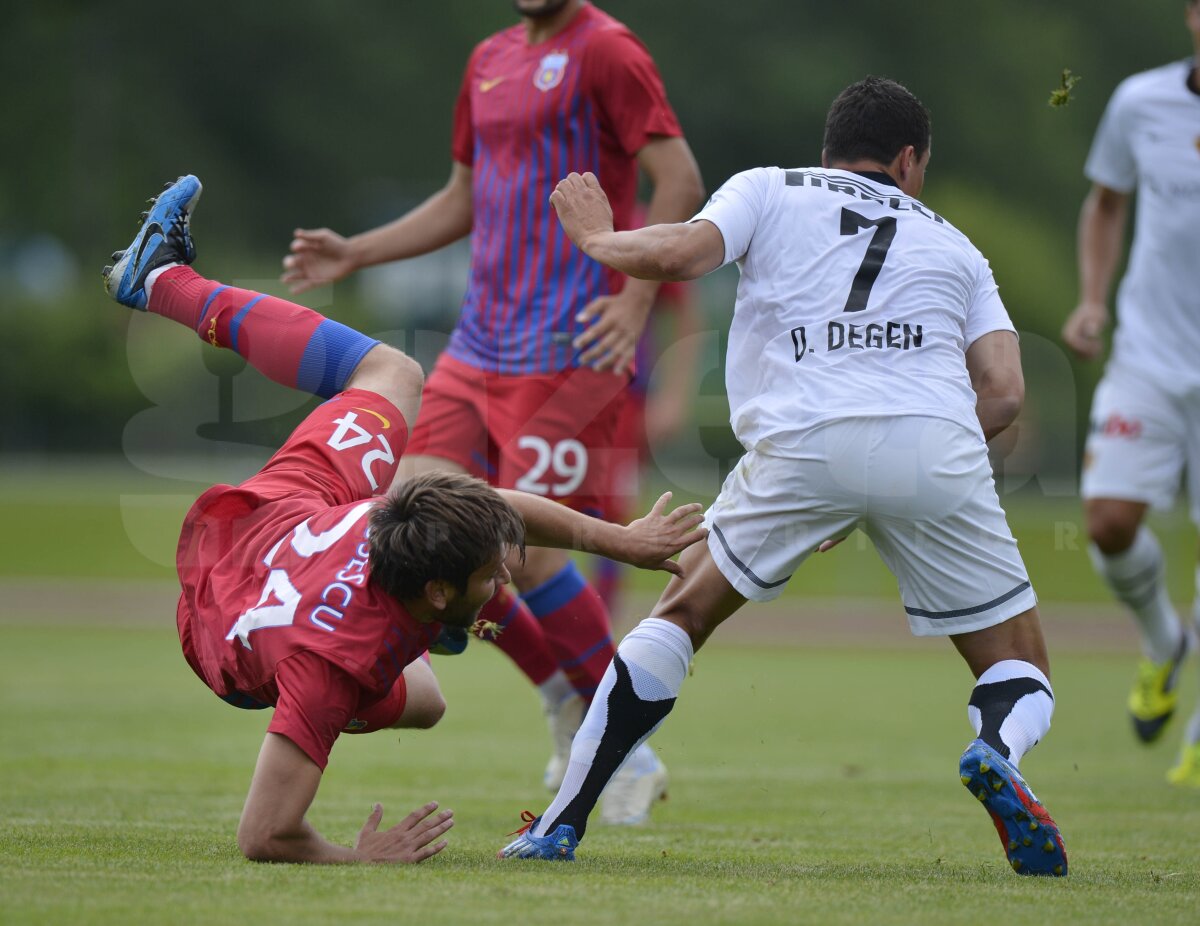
[523,562,614,700]
[148,265,377,398]
[473,585,558,685]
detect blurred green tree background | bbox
[1,1,1190,493]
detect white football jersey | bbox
[1085,59,1200,393]
[694,167,1014,454]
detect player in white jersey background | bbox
[1061,0,1200,785]
[500,77,1068,876]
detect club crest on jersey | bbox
[534,51,569,91]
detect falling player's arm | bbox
[550,172,724,281]
[237,733,453,865]
[237,657,453,865]
[497,489,705,576]
[965,330,1025,442]
[282,163,474,294]
[1061,183,1130,360]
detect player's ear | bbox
[820,147,830,169]
[423,579,453,611]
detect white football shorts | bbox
[704,416,1036,636]
[1081,366,1200,523]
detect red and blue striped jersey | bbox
[448,3,682,374]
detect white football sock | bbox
[538,669,575,709]
[143,263,179,301]
[533,618,692,838]
[967,660,1054,768]
[1090,526,1182,663]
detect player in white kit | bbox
[1061,0,1200,785]
[500,77,1067,876]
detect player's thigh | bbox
[863,419,1036,638]
[1082,370,1186,513]
[239,388,408,506]
[492,367,631,520]
[406,354,492,479]
[702,447,859,604]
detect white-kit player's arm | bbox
[550,171,728,281]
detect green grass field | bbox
[2,461,1199,924]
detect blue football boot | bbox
[497,812,578,861]
[102,174,202,309]
[959,739,1067,876]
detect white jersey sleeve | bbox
[693,168,777,266]
[963,258,1016,348]
[1085,80,1138,193]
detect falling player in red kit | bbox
[102,175,704,864]
[281,0,704,822]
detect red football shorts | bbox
[407,355,634,519]
[236,388,409,507]
[608,390,649,526]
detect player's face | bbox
[438,552,512,628]
[513,0,573,19]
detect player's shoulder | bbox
[470,21,525,64]
[1110,59,1191,106]
[578,4,652,56]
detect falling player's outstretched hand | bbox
[550,172,614,252]
[354,801,454,864]
[619,491,707,576]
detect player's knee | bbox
[346,344,424,410]
[1084,502,1141,555]
[403,692,447,730]
[391,661,448,730]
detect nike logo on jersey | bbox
[352,407,391,429]
[479,76,506,92]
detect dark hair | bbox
[368,472,525,600]
[823,76,931,166]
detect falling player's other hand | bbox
[619,491,707,576]
[282,228,357,295]
[354,801,454,864]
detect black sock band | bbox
[969,677,1052,760]
[544,655,675,839]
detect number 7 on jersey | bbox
[840,207,897,313]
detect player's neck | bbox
[828,159,896,184]
[522,0,584,45]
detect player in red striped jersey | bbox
[282,0,704,823]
